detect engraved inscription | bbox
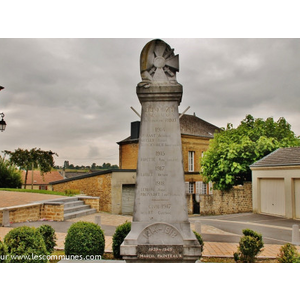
[142,224,178,238]
[137,245,183,260]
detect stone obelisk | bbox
[120,39,202,262]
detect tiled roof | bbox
[22,170,64,185]
[251,147,300,168]
[179,114,220,137]
[51,169,136,185]
[117,114,220,144]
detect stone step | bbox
[64,204,91,214]
[63,200,85,208]
[48,197,80,204]
[64,208,97,220]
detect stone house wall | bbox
[119,142,139,169]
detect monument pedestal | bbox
[120,83,202,263]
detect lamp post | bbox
[0,113,6,132]
[0,86,7,132]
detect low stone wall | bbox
[79,196,100,212]
[0,202,65,225]
[199,182,253,215]
[41,203,64,221]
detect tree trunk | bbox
[24,169,28,189]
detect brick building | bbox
[118,114,219,197]
[22,170,64,190]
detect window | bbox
[185,182,194,194]
[196,181,207,194]
[189,182,194,194]
[188,151,195,172]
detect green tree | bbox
[3,148,58,189]
[201,115,300,191]
[0,156,22,188]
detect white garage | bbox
[251,147,300,219]
[295,179,300,219]
[260,178,285,217]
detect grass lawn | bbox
[0,188,67,196]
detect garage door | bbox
[121,184,135,215]
[295,179,300,219]
[260,178,285,217]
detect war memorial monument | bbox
[120,39,202,262]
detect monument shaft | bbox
[134,91,187,223]
[120,40,201,262]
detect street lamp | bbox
[0,86,6,132]
[0,113,7,132]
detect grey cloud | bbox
[1,38,300,166]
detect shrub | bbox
[65,221,105,259]
[193,230,204,253]
[0,239,8,263]
[37,225,57,254]
[64,189,80,196]
[234,229,264,263]
[277,243,300,263]
[4,226,48,263]
[112,221,131,259]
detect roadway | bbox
[189,213,300,245]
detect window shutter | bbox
[195,181,202,194]
[185,182,189,194]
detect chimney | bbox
[131,121,140,139]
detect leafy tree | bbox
[201,115,300,191]
[0,156,22,188]
[3,148,58,189]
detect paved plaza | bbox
[1,191,299,259]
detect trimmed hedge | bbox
[64,221,105,259]
[4,226,48,263]
[112,221,131,259]
[37,225,57,254]
[0,239,8,263]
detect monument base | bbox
[120,221,202,263]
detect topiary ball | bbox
[4,226,48,263]
[64,221,105,259]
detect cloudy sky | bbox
[1,38,300,167]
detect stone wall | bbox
[199,182,253,215]
[41,203,64,221]
[52,171,136,214]
[0,202,65,225]
[52,173,112,212]
[80,197,100,212]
